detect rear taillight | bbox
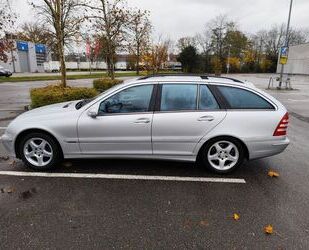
[273,112,289,136]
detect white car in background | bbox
[1,75,290,174]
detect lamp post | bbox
[226,44,231,74]
[278,0,294,89]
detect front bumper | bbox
[0,134,15,157]
[246,137,290,160]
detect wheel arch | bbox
[196,135,249,162]
[14,128,64,159]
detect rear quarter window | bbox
[217,86,274,110]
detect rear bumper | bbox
[246,137,290,160]
[0,134,16,157]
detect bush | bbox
[30,85,98,108]
[93,78,123,92]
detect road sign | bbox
[16,41,29,51]
[280,46,289,65]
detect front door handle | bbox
[134,118,151,124]
[198,115,215,122]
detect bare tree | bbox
[128,9,151,75]
[17,22,59,59]
[0,0,16,63]
[84,0,129,79]
[195,28,212,55]
[176,36,197,52]
[31,0,85,87]
[17,22,53,44]
[208,15,235,72]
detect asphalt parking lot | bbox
[0,74,309,249]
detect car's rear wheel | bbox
[19,132,62,171]
[201,137,244,174]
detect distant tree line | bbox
[2,1,309,87]
[177,15,309,75]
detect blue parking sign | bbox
[17,41,29,51]
[280,47,288,57]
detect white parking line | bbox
[0,127,7,130]
[0,171,246,184]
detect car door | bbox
[152,83,226,156]
[77,84,155,155]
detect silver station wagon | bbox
[1,75,290,174]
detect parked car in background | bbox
[0,66,12,77]
[0,74,290,174]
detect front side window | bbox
[199,85,220,110]
[160,84,197,111]
[99,85,153,114]
[217,86,274,109]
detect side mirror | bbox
[87,109,98,118]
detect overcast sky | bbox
[12,0,309,41]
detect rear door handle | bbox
[198,115,215,122]
[134,118,151,124]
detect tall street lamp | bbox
[278,0,294,89]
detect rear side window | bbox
[199,85,220,110]
[160,84,197,111]
[217,86,274,109]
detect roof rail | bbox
[207,76,244,83]
[138,73,243,83]
[138,73,207,80]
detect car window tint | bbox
[160,84,197,111]
[199,85,220,110]
[99,85,153,114]
[217,86,274,109]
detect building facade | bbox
[277,43,309,75]
[0,40,50,73]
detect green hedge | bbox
[30,85,98,108]
[93,78,123,92]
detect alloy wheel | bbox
[207,140,239,171]
[23,138,53,167]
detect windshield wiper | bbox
[75,98,94,110]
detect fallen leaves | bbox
[268,170,280,177]
[199,220,209,227]
[264,225,274,234]
[19,188,37,200]
[9,160,17,167]
[0,156,10,161]
[0,187,16,194]
[233,213,240,221]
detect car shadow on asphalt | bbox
[0,156,270,180]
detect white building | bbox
[277,43,309,75]
[0,40,50,73]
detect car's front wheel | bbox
[201,137,244,174]
[19,132,62,171]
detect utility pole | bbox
[226,44,231,74]
[278,0,294,89]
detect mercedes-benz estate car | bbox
[1,75,290,174]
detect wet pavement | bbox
[0,74,309,249]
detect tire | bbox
[200,137,244,174]
[18,132,62,171]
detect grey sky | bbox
[12,0,309,41]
